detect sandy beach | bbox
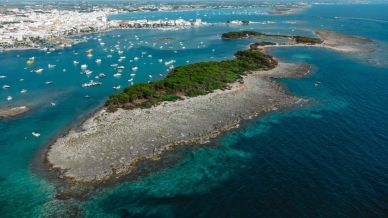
[47,61,311,183]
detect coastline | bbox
[251,30,375,53]
[46,61,311,183]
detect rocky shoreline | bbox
[46,61,311,183]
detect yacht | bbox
[134,57,139,61]
[87,53,93,58]
[50,102,56,106]
[95,59,102,64]
[81,64,88,70]
[45,81,53,85]
[117,66,125,70]
[6,96,12,101]
[32,132,41,138]
[130,73,136,77]
[34,68,44,74]
[113,85,121,90]
[48,64,56,69]
[82,80,102,88]
[113,73,122,78]
[20,89,27,94]
[0,75,7,79]
[132,66,138,71]
[107,55,113,58]
[84,70,93,76]
[73,60,80,65]
[158,59,163,63]
[2,85,10,89]
[164,60,175,66]
[98,73,106,78]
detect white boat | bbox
[34,68,44,73]
[107,55,113,58]
[19,78,24,82]
[0,75,6,79]
[132,66,138,71]
[158,59,163,63]
[111,64,118,68]
[130,73,136,77]
[87,53,93,58]
[95,59,102,64]
[117,66,125,70]
[113,85,121,90]
[134,57,139,61]
[48,64,56,69]
[20,89,27,94]
[6,96,12,101]
[45,81,53,85]
[73,61,79,65]
[98,73,106,78]
[82,80,102,88]
[50,102,56,106]
[164,60,175,66]
[32,132,41,138]
[81,64,88,70]
[113,73,122,78]
[84,70,93,76]
[119,56,126,59]
[2,85,10,89]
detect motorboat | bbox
[82,80,102,88]
[34,68,44,73]
[81,64,88,70]
[113,85,121,90]
[113,73,122,78]
[32,132,41,138]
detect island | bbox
[47,47,310,183]
[46,30,373,183]
[223,30,374,53]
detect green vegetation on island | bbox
[250,41,277,49]
[222,30,322,44]
[106,49,277,111]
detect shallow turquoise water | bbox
[1,4,388,217]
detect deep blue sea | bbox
[1,4,388,217]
